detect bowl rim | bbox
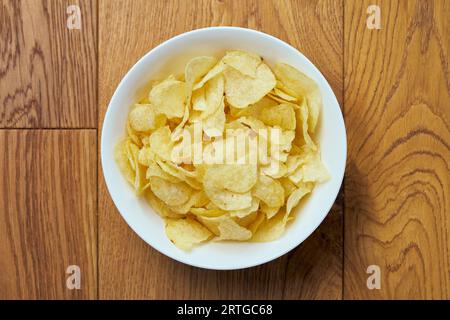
[101,26,347,270]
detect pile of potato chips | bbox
[115,50,329,250]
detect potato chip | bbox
[229,197,260,218]
[125,139,139,172]
[251,210,289,242]
[286,182,313,215]
[260,202,280,219]
[222,50,261,78]
[224,62,276,108]
[280,177,297,197]
[144,191,184,219]
[114,139,135,185]
[126,120,142,147]
[216,217,252,241]
[204,163,257,193]
[203,96,225,137]
[129,104,166,133]
[146,160,180,183]
[203,75,225,118]
[259,103,296,130]
[274,79,299,98]
[236,211,258,227]
[288,149,329,185]
[271,87,297,101]
[156,159,202,190]
[165,217,212,250]
[295,99,316,149]
[138,146,155,166]
[171,104,190,142]
[195,214,223,234]
[237,116,267,131]
[285,151,312,175]
[193,61,226,90]
[149,77,187,119]
[134,159,149,195]
[196,214,252,240]
[229,96,277,118]
[252,175,284,208]
[204,178,253,211]
[248,212,265,234]
[190,207,225,218]
[260,160,287,179]
[273,63,321,132]
[149,126,174,162]
[169,190,208,214]
[191,87,208,111]
[150,176,192,206]
[185,56,217,86]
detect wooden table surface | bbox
[0,0,448,299]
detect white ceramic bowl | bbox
[101,27,346,270]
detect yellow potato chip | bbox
[146,159,180,183]
[252,175,284,208]
[149,126,174,161]
[190,207,225,218]
[295,99,316,149]
[165,217,212,250]
[259,103,296,131]
[260,202,280,219]
[149,77,187,119]
[204,179,253,211]
[236,211,258,227]
[279,177,297,197]
[275,79,299,98]
[222,50,261,78]
[216,217,252,241]
[171,104,190,142]
[271,87,298,101]
[125,139,139,171]
[191,87,208,111]
[229,96,277,118]
[251,210,289,242]
[150,176,192,206]
[285,150,313,175]
[197,215,252,240]
[273,63,321,132]
[129,104,166,133]
[224,62,276,108]
[201,75,225,118]
[144,191,184,219]
[203,96,225,137]
[229,197,260,218]
[169,190,208,214]
[204,163,257,193]
[138,146,155,166]
[260,160,287,179]
[185,56,217,86]
[156,159,202,190]
[193,61,226,90]
[237,116,267,131]
[288,149,329,185]
[114,139,135,185]
[134,158,149,195]
[248,212,266,234]
[286,182,313,215]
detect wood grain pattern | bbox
[98,0,343,299]
[0,0,97,128]
[0,130,97,299]
[344,0,450,299]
